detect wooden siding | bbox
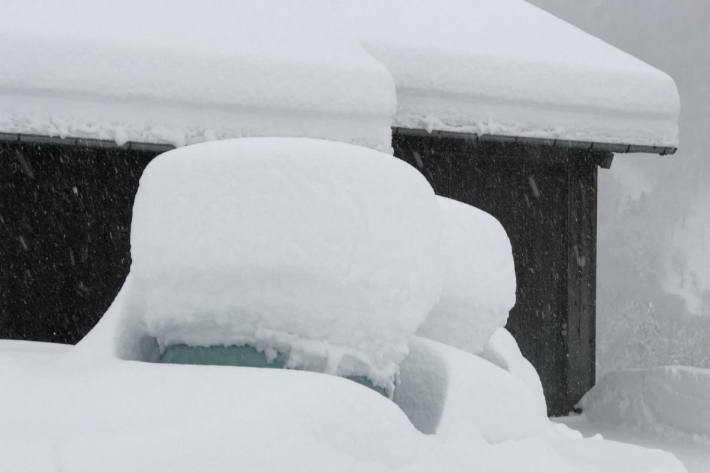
[0,141,158,342]
[393,129,606,416]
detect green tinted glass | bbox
[159,344,388,397]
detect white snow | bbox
[0,0,679,149]
[482,328,547,417]
[395,336,547,440]
[0,339,71,365]
[416,197,516,354]
[123,138,442,392]
[559,415,710,473]
[0,1,396,150]
[350,0,680,147]
[580,366,710,439]
[0,339,689,473]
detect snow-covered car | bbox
[0,138,687,473]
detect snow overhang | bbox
[0,0,679,155]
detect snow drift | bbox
[581,366,710,438]
[395,336,546,440]
[417,197,516,354]
[0,340,689,473]
[482,327,547,416]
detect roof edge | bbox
[392,128,677,156]
[0,130,677,156]
[0,132,174,153]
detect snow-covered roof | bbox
[0,0,679,152]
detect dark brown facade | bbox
[2,131,612,415]
[393,129,611,415]
[0,140,158,342]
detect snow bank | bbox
[395,336,547,440]
[416,197,515,354]
[124,138,442,392]
[482,328,547,416]
[0,340,71,366]
[546,430,689,473]
[0,0,679,149]
[0,342,685,473]
[0,343,688,473]
[0,357,435,473]
[581,366,710,438]
[0,339,71,356]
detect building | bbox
[0,0,679,415]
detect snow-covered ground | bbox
[557,365,710,473]
[581,367,710,439]
[0,138,693,473]
[559,416,710,473]
[0,339,689,473]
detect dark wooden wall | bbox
[0,141,158,343]
[1,133,605,415]
[393,130,604,416]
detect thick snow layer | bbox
[0,1,396,150]
[580,366,710,439]
[395,336,546,440]
[560,415,710,473]
[416,197,515,354]
[125,138,442,391]
[0,0,678,149]
[0,340,688,473]
[482,328,547,417]
[348,0,679,147]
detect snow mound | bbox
[0,346,688,473]
[482,328,547,417]
[581,366,710,439]
[124,138,443,392]
[395,336,547,441]
[416,197,515,354]
[0,358,433,473]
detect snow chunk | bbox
[416,197,515,354]
[581,366,710,439]
[125,138,443,392]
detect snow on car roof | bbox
[0,0,679,150]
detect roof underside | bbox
[0,130,676,156]
[0,0,680,154]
